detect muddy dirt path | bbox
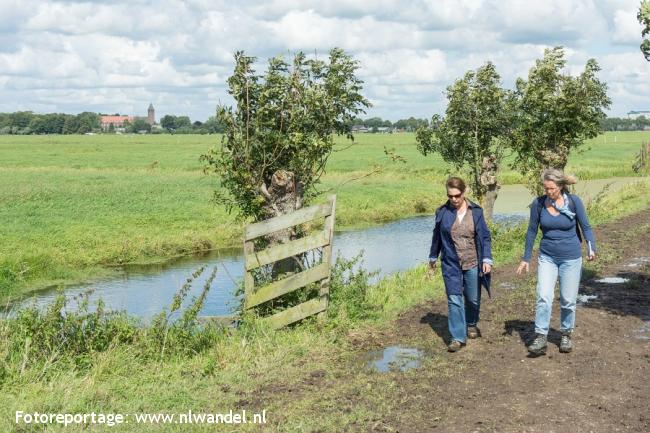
[384,208,650,433]
[248,208,649,432]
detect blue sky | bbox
[0,0,647,121]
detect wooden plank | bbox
[197,316,239,327]
[321,195,336,294]
[324,195,337,246]
[245,262,329,309]
[243,240,255,297]
[264,297,327,329]
[245,202,332,241]
[245,230,329,271]
[318,195,336,320]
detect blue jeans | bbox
[535,254,582,335]
[447,266,480,343]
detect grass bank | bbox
[1,132,648,301]
[1,178,649,432]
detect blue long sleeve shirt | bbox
[522,194,596,262]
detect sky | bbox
[0,0,648,122]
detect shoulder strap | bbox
[567,194,583,242]
[536,195,545,219]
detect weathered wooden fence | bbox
[633,141,650,173]
[243,195,336,329]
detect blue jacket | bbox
[429,201,493,297]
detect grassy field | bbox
[1,131,648,301]
[1,178,649,432]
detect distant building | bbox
[147,103,155,125]
[100,115,134,130]
[627,110,650,119]
[100,103,156,131]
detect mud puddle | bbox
[577,294,598,305]
[625,256,650,268]
[594,277,630,284]
[363,346,424,373]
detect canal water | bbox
[5,177,640,319]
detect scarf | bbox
[551,193,575,220]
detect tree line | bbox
[0,112,100,135]
[0,112,226,135]
[8,109,643,136]
[349,116,429,131]
[600,116,650,131]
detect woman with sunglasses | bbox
[428,177,493,352]
[516,169,596,355]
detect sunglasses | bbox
[447,193,462,199]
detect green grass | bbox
[2,178,649,433]
[1,131,649,301]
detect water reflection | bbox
[363,346,424,373]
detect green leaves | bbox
[640,0,650,60]
[509,47,610,193]
[415,62,510,214]
[202,49,370,220]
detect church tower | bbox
[147,103,155,125]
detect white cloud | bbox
[268,10,425,51]
[358,49,449,85]
[0,0,648,120]
[612,9,643,44]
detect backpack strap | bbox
[536,195,546,220]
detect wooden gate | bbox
[243,195,336,329]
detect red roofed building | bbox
[99,103,156,131]
[100,115,134,130]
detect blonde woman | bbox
[516,169,597,355]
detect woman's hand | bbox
[587,252,596,261]
[426,261,437,279]
[482,263,492,274]
[516,261,529,275]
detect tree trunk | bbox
[483,184,498,223]
[479,154,499,222]
[260,169,304,277]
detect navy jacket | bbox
[429,201,493,297]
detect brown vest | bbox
[451,206,478,270]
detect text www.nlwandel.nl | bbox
[15,409,267,427]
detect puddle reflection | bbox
[364,346,424,373]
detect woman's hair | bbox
[541,168,577,191]
[446,176,466,193]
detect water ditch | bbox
[4,213,526,319]
[6,177,641,320]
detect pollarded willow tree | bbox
[415,62,513,221]
[640,0,650,60]
[202,48,369,230]
[509,47,611,195]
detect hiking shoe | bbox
[559,332,573,353]
[447,340,464,352]
[527,334,547,355]
[467,326,481,339]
